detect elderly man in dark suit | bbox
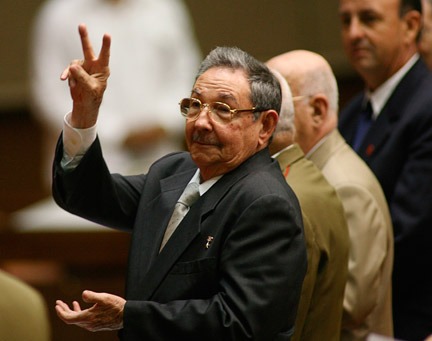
[338,0,432,339]
[52,24,307,340]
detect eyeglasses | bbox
[179,97,261,124]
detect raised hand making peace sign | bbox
[60,24,111,129]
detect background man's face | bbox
[419,0,432,69]
[339,0,406,78]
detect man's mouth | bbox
[350,42,371,58]
[192,133,222,147]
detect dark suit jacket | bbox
[52,137,307,341]
[339,58,432,340]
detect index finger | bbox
[78,23,96,61]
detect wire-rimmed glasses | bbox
[179,97,261,124]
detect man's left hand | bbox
[55,290,125,332]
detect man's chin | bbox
[351,57,377,75]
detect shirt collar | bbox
[271,144,295,158]
[189,169,222,196]
[367,53,419,119]
[305,134,330,159]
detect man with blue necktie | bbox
[338,0,432,339]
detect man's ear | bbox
[310,94,328,126]
[258,110,279,147]
[402,10,422,44]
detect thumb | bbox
[82,290,101,304]
[69,64,93,88]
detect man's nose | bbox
[346,17,365,40]
[194,105,213,129]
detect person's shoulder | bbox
[0,270,45,307]
[287,154,346,221]
[326,141,389,205]
[150,151,195,172]
[326,139,377,185]
[0,271,50,340]
[398,59,432,105]
[141,152,196,185]
[391,62,432,129]
[287,156,330,196]
[235,158,297,204]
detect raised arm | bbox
[60,24,111,129]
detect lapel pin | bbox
[205,236,214,249]
[365,144,375,156]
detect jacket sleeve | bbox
[391,113,432,285]
[290,214,318,338]
[337,183,392,328]
[52,135,145,231]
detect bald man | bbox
[267,50,394,340]
[268,69,349,341]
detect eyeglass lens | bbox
[180,98,232,123]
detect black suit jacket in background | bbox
[339,58,432,340]
[52,137,307,341]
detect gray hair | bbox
[196,46,282,118]
[268,68,295,136]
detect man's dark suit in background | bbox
[339,58,432,339]
[338,0,432,338]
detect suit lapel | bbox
[358,108,393,160]
[139,198,204,300]
[358,59,425,161]
[132,169,195,292]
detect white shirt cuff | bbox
[61,112,97,169]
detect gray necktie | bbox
[160,182,200,251]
